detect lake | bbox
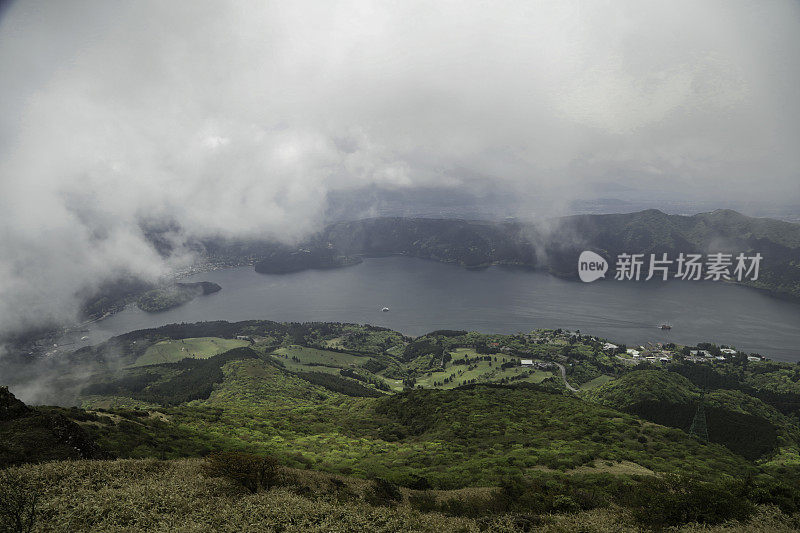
[76,256,800,361]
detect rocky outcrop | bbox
[0,387,109,467]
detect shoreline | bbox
[8,255,799,362]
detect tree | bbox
[203,452,279,493]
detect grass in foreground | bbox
[2,458,799,532]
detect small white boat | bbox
[381,307,389,312]
[80,335,89,341]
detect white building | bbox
[520,359,534,366]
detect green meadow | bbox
[133,337,250,367]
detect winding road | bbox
[554,362,579,392]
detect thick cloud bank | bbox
[0,0,798,335]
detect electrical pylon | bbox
[689,390,709,442]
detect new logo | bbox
[578,251,608,283]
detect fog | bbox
[1,0,799,337]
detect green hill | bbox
[584,369,698,408]
[549,209,800,298]
[584,370,796,460]
[315,210,800,298]
[5,321,800,530]
[73,343,753,485]
[136,281,222,312]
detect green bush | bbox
[202,452,279,494]
[325,478,357,503]
[746,472,800,514]
[551,494,579,513]
[0,469,40,533]
[439,494,493,517]
[408,491,437,513]
[365,478,402,506]
[626,474,754,528]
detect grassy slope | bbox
[8,321,800,530]
[81,358,752,487]
[274,345,366,372]
[6,458,799,533]
[133,337,250,366]
[374,386,750,481]
[413,348,556,389]
[579,374,615,390]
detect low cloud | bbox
[0,0,798,335]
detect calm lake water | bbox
[77,257,800,361]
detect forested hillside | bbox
[321,210,800,298]
[74,210,800,323]
[3,320,800,531]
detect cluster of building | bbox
[604,341,762,364]
[520,359,553,369]
[625,344,673,363]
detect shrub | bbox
[408,491,437,513]
[626,474,754,528]
[0,469,40,533]
[203,452,279,494]
[551,494,579,513]
[745,472,800,514]
[326,478,357,503]
[365,478,402,506]
[407,475,431,490]
[438,493,498,517]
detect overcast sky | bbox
[0,0,799,335]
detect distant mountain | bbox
[253,243,361,274]
[77,209,799,326]
[538,209,800,298]
[322,217,537,268]
[316,210,800,300]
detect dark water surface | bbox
[79,257,800,361]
